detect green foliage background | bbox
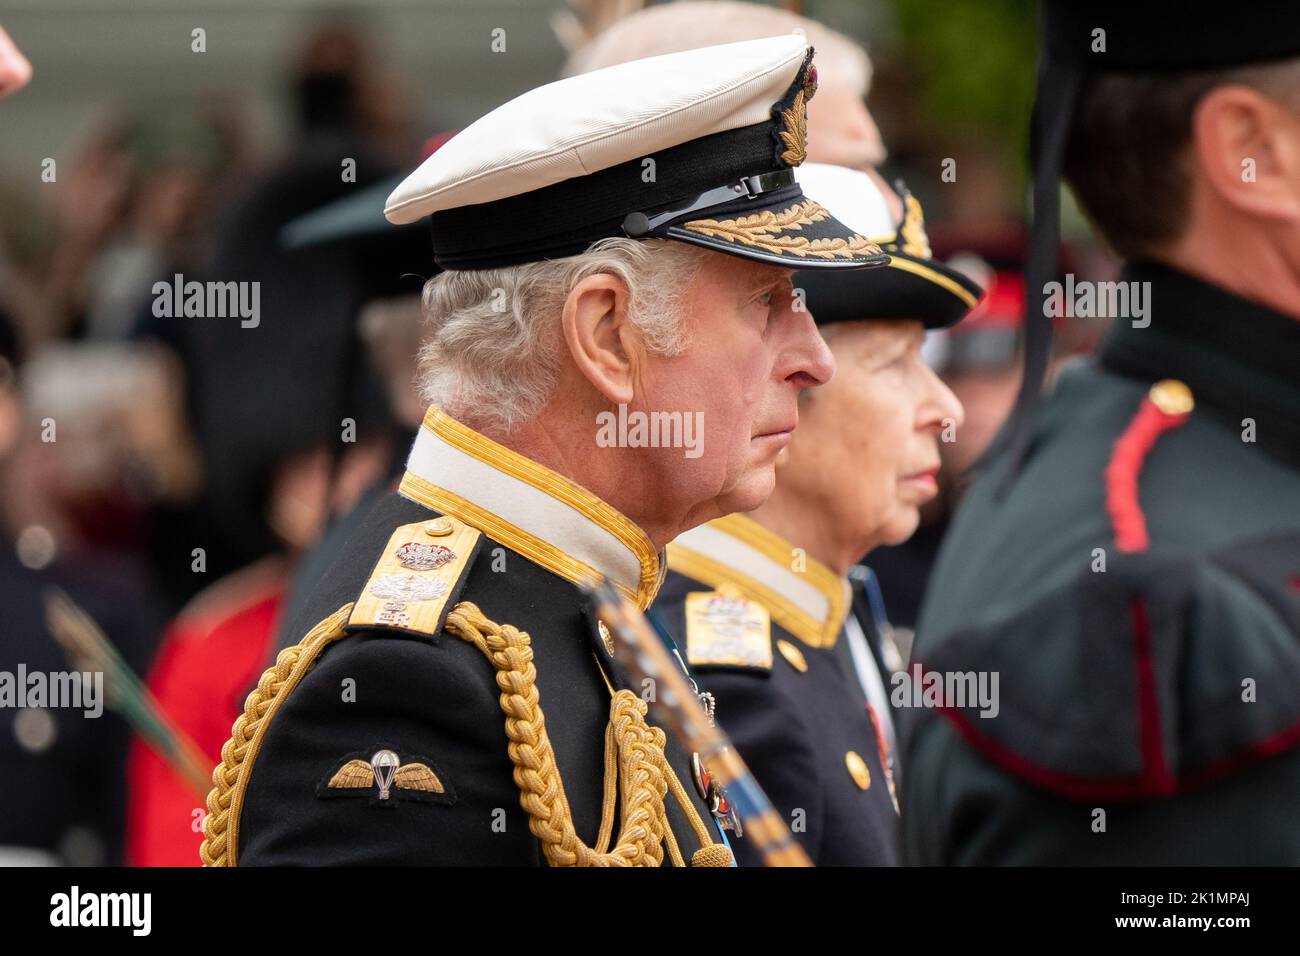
[889,0,1037,177]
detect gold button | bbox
[845,750,871,790]
[422,516,454,537]
[777,639,807,673]
[597,620,614,657]
[1149,379,1194,416]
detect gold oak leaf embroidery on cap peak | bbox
[778,60,817,167]
[897,193,933,259]
[779,86,810,166]
[685,200,878,260]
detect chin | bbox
[716,465,777,516]
[878,509,921,548]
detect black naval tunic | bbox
[206,407,724,866]
[654,513,900,866]
[903,263,1300,864]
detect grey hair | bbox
[562,1,872,96]
[417,237,708,435]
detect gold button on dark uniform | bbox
[845,750,871,790]
[776,639,807,673]
[1149,379,1194,415]
[422,516,454,537]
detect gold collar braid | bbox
[404,408,664,609]
[669,512,849,648]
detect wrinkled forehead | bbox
[820,317,926,349]
[684,250,796,296]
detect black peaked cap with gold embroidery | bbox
[384,37,888,271]
[792,163,984,330]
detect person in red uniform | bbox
[126,560,286,865]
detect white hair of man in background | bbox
[563,1,884,171]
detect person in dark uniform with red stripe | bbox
[902,1,1300,864]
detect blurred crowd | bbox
[0,20,432,864]
[0,21,422,608]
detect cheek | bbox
[696,318,769,428]
[796,382,887,511]
[849,403,920,537]
[646,328,767,481]
[844,389,909,481]
[730,329,772,405]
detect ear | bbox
[1192,84,1300,223]
[560,273,639,406]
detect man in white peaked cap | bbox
[200,36,885,867]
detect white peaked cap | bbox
[386,36,810,222]
[383,36,888,272]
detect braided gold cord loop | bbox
[198,597,731,868]
[199,603,355,867]
[445,601,676,866]
[691,843,736,867]
[445,601,732,867]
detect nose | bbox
[920,363,964,432]
[779,306,836,388]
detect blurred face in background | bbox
[806,82,885,169]
[776,319,964,553]
[938,365,1021,480]
[804,82,902,223]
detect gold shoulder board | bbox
[348,515,482,635]
[684,589,772,670]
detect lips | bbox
[754,415,798,440]
[901,465,941,496]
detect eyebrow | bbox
[744,270,792,296]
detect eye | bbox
[881,348,908,369]
[874,344,913,372]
